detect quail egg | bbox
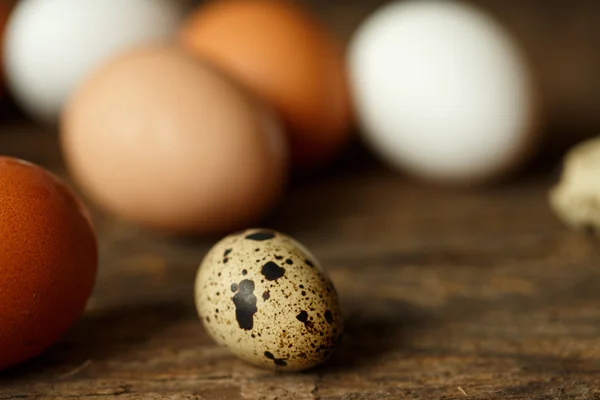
[550,136,600,231]
[194,228,343,371]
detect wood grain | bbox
[2,1,600,398]
[0,122,598,399]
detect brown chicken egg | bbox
[0,2,12,93]
[61,45,288,235]
[0,157,97,370]
[179,0,353,170]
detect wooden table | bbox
[0,117,598,399]
[3,1,600,398]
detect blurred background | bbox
[0,0,598,236]
[1,0,600,160]
[316,0,600,160]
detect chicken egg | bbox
[61,45,288,235]
[195,228,343,371]
[0,157,97,370]
[179,0,352,170]
[348,0,541,185]
[0,2,12,95]
[4,0,186,124]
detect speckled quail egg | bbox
[194,228,343,371]
[549,136,600,232]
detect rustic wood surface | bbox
[2,1,600,399]
[0,119,599,399]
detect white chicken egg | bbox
[347,0,541,185]
[4,0,187,124]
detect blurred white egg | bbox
[4,0,186,124]
[348,0,541,185]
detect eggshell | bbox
[348,0,541,185]
[4,0,186,124]
[179,0,352,170]
[0,2,11,94]
[0,157,97,370]
[61,45,288,235]
[549,137,600,231]
[195,228,343,371]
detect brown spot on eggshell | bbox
[194,228,343,371]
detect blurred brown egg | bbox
[178,0,352,170]
[0,2,12,93]
[60,45,288,235]
[0,157,97,370]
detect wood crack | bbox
[311,374,323,400]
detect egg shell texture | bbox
[195,229,343,371]
[549,137,600,231]
[179,0,353,169]
[3,0,185,123]
[61,45,288,235]
[347,0,540,185]
[0,2,11,92]
[0,157,97,370]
